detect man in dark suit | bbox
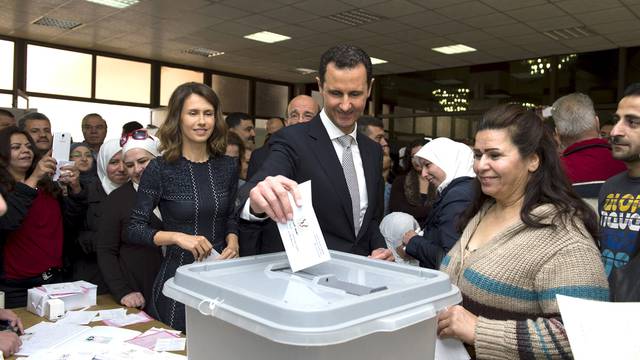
[238,45,392,260]
[240,95,320,256]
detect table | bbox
[8,294,186,359]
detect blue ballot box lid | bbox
[163,251,461,346]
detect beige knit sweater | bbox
[441,202,609,359]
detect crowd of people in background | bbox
[0,44,639,359]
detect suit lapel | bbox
[356,131,379,240]
[307,116,356,234]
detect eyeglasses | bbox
[120,129,153,147]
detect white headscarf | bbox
[122,136,162,221]
[97,138,124,195]
[415,137,475,193]
[122,135,160,159]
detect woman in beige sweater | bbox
[437,104,608,359]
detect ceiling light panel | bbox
[32,16,82,30]
[244,31,291,44]
[85,0,139,9]
[432,44,476,55]
[543,26,592,41]
[371,57,388,65]
[183,47,225,58]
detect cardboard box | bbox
[27,281,97,317]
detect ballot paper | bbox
[276,180,330,272]
[154,337,186,352]
[102,311,153,327]
[18,322,89,356]
[126,329,181,350]
[557,294,640,359]
[93,308,128,322]
[57,310,98,325]
[202,248,221,263]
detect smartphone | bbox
[52,132,72,181]
[52,132,71,162]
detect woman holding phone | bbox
[0,126,85,308]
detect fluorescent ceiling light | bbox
[371,57,387,65]
[295,68,317,75]
[86,0,139,8]
[244,31,290,44]
[432,44,476,55]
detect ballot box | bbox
[163,251,461,360]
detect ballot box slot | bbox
[270,266,388,296]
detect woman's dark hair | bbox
[158,82,227,162]
[404,138,436,206]
[0,126,58,196]
[459,104,598,241]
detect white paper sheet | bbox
[102,311,153,327]
[93,308,128,322]
[557,295,640,360]
[435,337,470,360]
[18,322,89,356]
[202,248,221,263]
[25,326,142,360]
[154,337,186,352]
[57,310,99,325]
[276,180,330,272]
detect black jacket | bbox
[405,176,475,269]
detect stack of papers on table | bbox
[20,323,187,360]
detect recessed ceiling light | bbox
[432,44,476,55]
[86,0,139,8]
[32,16,82,30]
[182,47,225,58]
[244,31,290,44]
[371,57,387,65]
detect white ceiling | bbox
[1,0,639,83]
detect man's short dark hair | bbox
[319,44,373,86]
[18,112,49,130]
[623,83,640,98]
[82,113,106,126]
[357,116,384,135]
[225,112,252,129]
[0,109,14,119]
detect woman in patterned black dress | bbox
[128,82,239,332]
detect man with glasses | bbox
[286,95,320,126]
[247,96,320,179]
[81,113,108,154]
